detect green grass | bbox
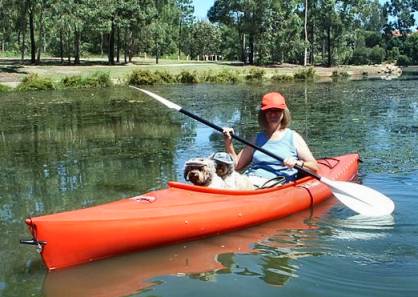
[0,83,12,92]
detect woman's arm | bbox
[223,128,254,171]
[285,132,319,172]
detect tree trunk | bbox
[36,8,44,64]
[124,29,127,64]
[155,42,159,64]
[74,30,80,64]
[1,28,4,52]
[20,24,26,62]
[59,30,64,63]
[327,24,331,67]
[29,7,36,64]
[304,0,308,66]
[108,20,115,65]
[309,15,315,65]
[100,32,104,56]
[67,33,71,63]
[116,26,120,63]
[240,32,246,64]
[178,19,182,58]
[248,34,254,65]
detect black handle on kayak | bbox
[20,239,47,245]
[180,109,321,180]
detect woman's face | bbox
[264,108,284,128]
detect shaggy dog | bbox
[210,152,255,190]
[183,157,226,188]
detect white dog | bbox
[210,152,255,190]
[183,157,226,188]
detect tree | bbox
[176,0,194,57]
[385,0,418,34]
[189,21,221,59]
[304,0,309,66]
[208,0,248,63]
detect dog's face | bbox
[211,152,235,179]
[215,162,234,179]
[184,158,214,186]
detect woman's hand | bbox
[222,127,234,147]
[283,157,303,168]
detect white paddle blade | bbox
[129,86,181,111]
[320,177,395,217]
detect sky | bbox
[192,0,388,19]
[192,0,214,19]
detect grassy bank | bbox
[0,59,403,92]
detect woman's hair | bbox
[258,108,291,130]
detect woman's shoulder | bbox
[290,130,308,146]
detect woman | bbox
[223,92,319,187]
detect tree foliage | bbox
[0,0,417,66]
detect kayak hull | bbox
[25,154,360,270]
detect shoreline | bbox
[0,58,404,90]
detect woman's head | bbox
[258,92,291,130]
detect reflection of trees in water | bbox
[0,88,183,292]
[193,80,417,175]
[189,252,293,287]
[0,88,181,221]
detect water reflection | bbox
[0,80,417,296]
[43,199,335,297]
[325,214,395,240]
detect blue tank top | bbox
[245,129,298,181]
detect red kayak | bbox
[22,153,360,270]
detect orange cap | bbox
[261,92,287,110]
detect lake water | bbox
[0,77,417,297]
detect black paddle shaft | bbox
[180,109,321,180]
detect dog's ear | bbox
[183,165,190,181]
[203,165,212,186]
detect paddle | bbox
[129,86,395,217]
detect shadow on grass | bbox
[0,65,27,74]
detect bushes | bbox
[331,70,350,79]
[61,72,112,88]
[15,72,112,92]
[397,55,411,66]
[128,69,241,85]
[386,47,400,63]
[245,67,265,80]
[127,69,160,85]
[271,73,293,81]
[127,69,179,85]
[0,84,12,92]
[203,69,240,83]
[293,68,316,80]
[350,46,385,65]
[83,71,113,88]
[369,46,385,64]
[17,74,55,91]
[177,70,199,83]
[351,47,370,65]
[156,70,176,83]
